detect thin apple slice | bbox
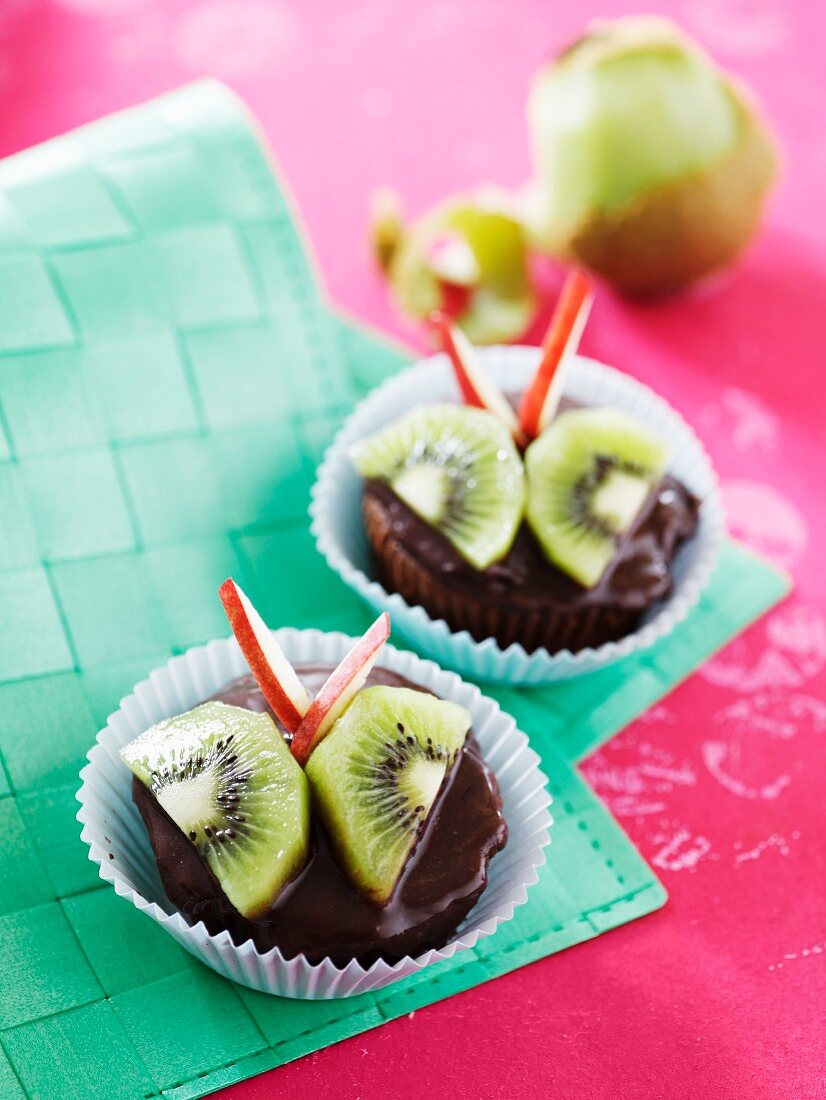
[518,270,594,441]
[219,579,310,734]
[290,612,391,766]
[430,310,526,445]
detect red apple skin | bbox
[290,612,391,766]
[218,579,307,734]
[439,282,473,319]
[519,270,593,441]
[430,311,527,446]
[430,310,485,408]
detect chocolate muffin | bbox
[352,398,699,655]
[122,662,507,967]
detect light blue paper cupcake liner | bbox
[78,630,551,997]
[310,346,724,686]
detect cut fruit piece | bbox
[305,686,471,905]
[351,403,525,570]
[526,16,778,294]
[525,406,670,588]
[122,701,310,919]
[519,270,593,441]
[290,612,391,766]
[219,579,310,734]
[430,310,526,445]
[383,189,536,344]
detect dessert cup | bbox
[311,346,724,686]
[77,628,551,998]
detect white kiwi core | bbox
[156,769,217,834]
[592,469,652,533]
[392,465,448,524]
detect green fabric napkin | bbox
[0,82,789,1099]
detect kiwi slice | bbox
[305,686,470,906]
[525,407,670,588]
[122,701,310,919]
[351,404,525,570]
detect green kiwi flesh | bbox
[525,407,670,588]
[351,403,525,571]
[122,701,310,919]
[527,16,778,294]
[305,686,471,906]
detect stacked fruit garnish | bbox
[122,702,310,919]
[370,188,535,345]
[352,404,525,571]
[352,270,672,589]
[121,584,473,918]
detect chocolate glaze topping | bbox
[133,666,507,967]
[365,473,698,613]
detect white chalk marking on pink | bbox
[650,828,713,873]
[733,831,799,867]
[722,479,808,570]
[769,941,825,971]
[699,386,779,451]
[701,740,791,801]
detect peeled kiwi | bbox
[525,407,670,588]
[526,16,778,294]
[122,701,310,919]
[351,403,525,570]
[305,686,471,905]
[568,86,776,295]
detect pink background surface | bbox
[2,1,824,1096]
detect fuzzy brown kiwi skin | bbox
[567,86,779,297]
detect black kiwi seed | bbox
[397,722,405,734]
[145,733,262,855]
[362,729,460,842]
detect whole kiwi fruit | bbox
[526,16,779,295]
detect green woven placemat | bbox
[0,82,789,1099]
